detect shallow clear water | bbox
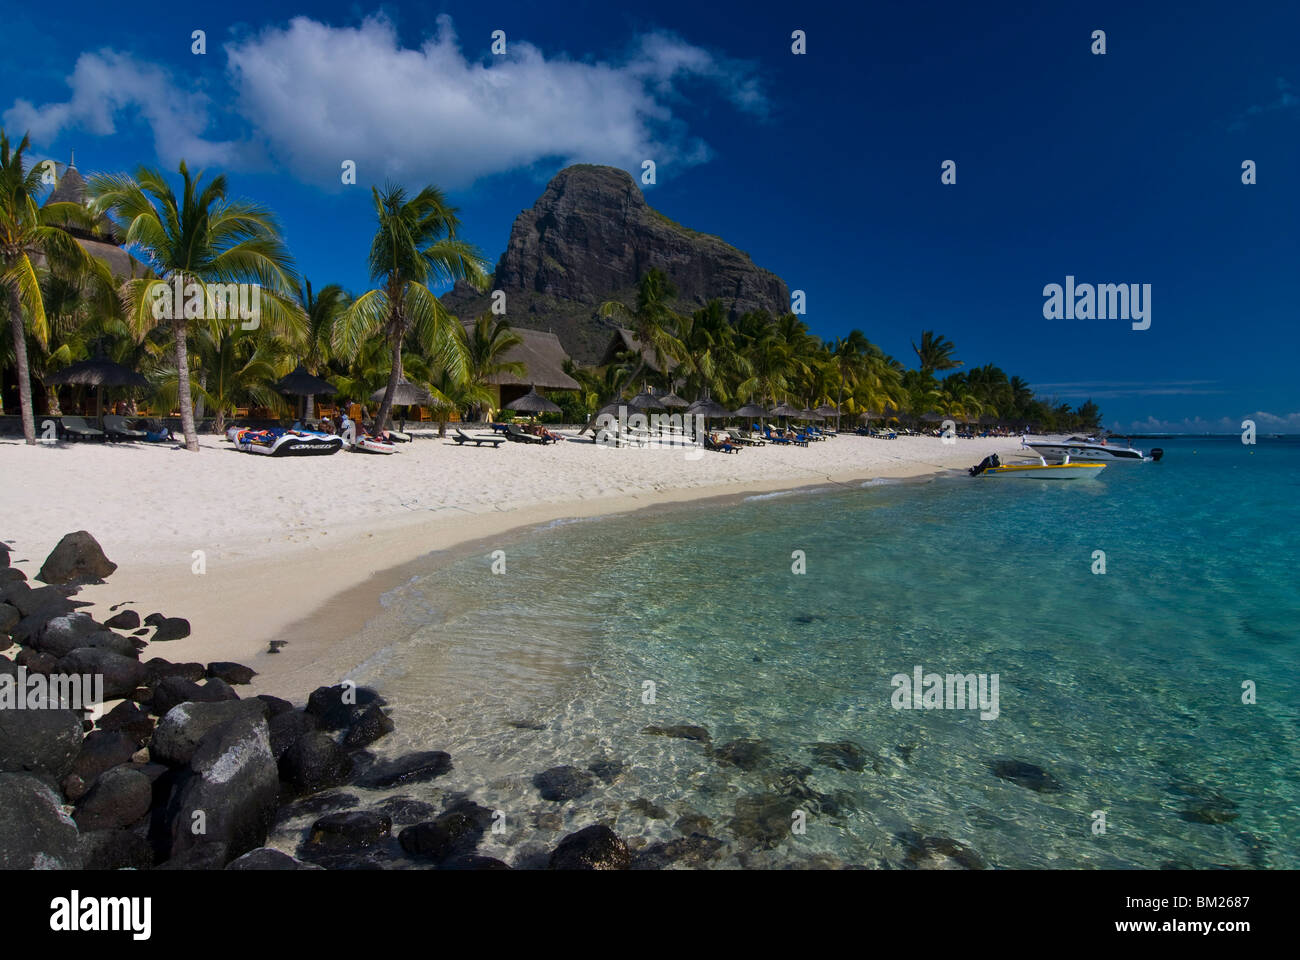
[336,437,1300,868]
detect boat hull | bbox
[984,462,1107,479]
[349,437,397,454]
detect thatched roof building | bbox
[42,158,149,279]
[463,323,580,411]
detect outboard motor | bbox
[1149,447,1164,462]
[969,453,1001,476]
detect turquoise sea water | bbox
[338,437,1300,869]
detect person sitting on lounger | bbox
[144,423,174,442]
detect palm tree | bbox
[335,183,488,434]
[0,131,113,443]
[1009,375,1033,418]
[426,365,491,438]
[170,326,287,434]
[297,278,349,420]
[675,299,743,403]
[830,330,870,429]
[463,313,524,420]
[599,268,685,389]
[911,330,962,377]
[90,161,300,451]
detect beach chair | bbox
[102,415,147,441]
[59,415,105,442]
[454,428,505,448]
[505,424,546,444]
[704,434,740,453]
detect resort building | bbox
[42,157,150,279]
[467,323,581,412]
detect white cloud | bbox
[1108,411,1300,434]
[4,50,241,168]
[5,14,766,188]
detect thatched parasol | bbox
[685,398,731,419]
[656,391,689,409]
[769,403,802,418]
[371,379,434,407]
[731,403,769,419]
[919,411,946,423]
[813,404,839,418]
[277,364,336,420]
[506,387,562,416]
[46,358,149,429]
[46,358,149,389]
[627,391,666,411]
[276,365,336,397]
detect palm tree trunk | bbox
[305,393,315,420]
[374,323,402,433]
[172,316,199,451]
[195,368,207,422]
[7,284,36,444]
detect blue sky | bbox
[3,0,1297,432]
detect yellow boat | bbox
[969,453,1106,479]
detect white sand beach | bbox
[1,432,1026,698]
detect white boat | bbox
[349,435,397,454]
[1022,435,1162,463]
[969,453,1106,479]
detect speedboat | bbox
[1022,435,1161,463]
[969,453,1106,479]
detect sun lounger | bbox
[102,415,147,441]
[454,428,505,447]
[59,415,105,441]
[704,435,740,453]
[505,424,546,444]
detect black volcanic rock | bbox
[533,765,595,802]
[548,824,631,870]
[0,773,84,869]
[988,759,1063,793]
[36,531,116,585]
[355,750,451,789]
[0,707,84,780]
[279,731,354,795]
[440,164,790,363]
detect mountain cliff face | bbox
[442,165,789,364]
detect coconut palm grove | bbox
[1,132,1102,447]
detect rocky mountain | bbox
[441,165,789,364]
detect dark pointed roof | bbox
[47,163,88,206]
[44,160,124,246]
